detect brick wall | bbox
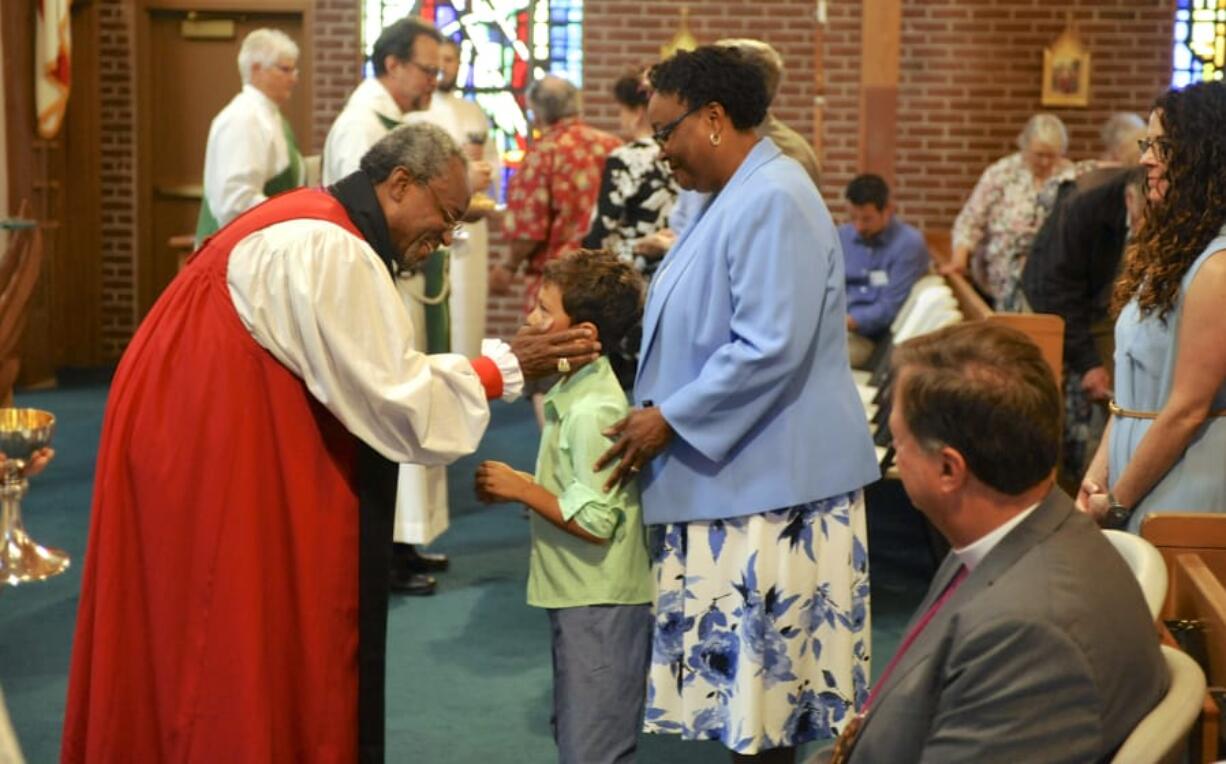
[311,0,362,151]
[91,0,1176,353]
[99,0,137,357]
[835,0,1174,232]
[581,1,818,143]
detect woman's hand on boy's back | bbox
[475,460,534,504]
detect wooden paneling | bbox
[2,0,104,381]
[63,0,104,365]
[858,0,902,184]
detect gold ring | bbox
[557,357,571,374]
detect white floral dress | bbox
[643,491,870,754]
[581,138,680,279]
[952,152,1072,312]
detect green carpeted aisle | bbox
[0,375,930,762]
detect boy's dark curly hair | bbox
[648,46,769,130]
[542,250,644,351]
[1113,81,1226,319]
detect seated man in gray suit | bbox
[828,322,1167,763]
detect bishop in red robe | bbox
[61,124,596,763]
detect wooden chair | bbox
[0,201,46,406]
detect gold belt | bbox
[1109,399,1226,420]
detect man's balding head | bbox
[527,76,580,126]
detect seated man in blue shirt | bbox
[838,174,931,368]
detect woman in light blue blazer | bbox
[597,47,879,763]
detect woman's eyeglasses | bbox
[1137,137,1171,158]
[652,104,706,146]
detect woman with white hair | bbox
[946,113,1071,311]
[195,28,304,244]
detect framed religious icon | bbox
[1042,22,1091,107]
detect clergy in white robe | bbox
[196,29,304,244]
[406,39,502,358]
[321,19,453,552]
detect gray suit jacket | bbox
[849,489,1167,763]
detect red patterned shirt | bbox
[504,117,622,310]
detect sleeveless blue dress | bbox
[1109,231,1226,532]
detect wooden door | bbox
[136,4,311,316]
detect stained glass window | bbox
[1173,0,1226,87]
[361,0,584,189]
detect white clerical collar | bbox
[953,502,1040,571]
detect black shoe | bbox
[390,569,437,596]
[394,542,450,573]
[408,550,449,572]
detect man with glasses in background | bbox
[323,17,457,597]
[196,28,304,245]
[407,38,500,360]
[323,18,443,186]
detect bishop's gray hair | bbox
[360,123,467,184]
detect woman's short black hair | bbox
[613,72,649,109]
[648,46,769,130]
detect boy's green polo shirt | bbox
[527,356,653,608]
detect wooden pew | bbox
[923,230,1065,383]
[1142,515,1226,762]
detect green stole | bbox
[195,115,303,242]
[372,110,450,353]
[420,250,450,353]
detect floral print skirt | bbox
[643,491,870,754]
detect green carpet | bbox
[0,376,931,762]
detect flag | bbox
[36,0,72,139]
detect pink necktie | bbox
[864,564,969,710]
[828,565,969,764]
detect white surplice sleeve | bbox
[226,218,520,466]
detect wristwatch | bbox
[1102,492,1133,530]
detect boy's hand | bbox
[475,460,533,504]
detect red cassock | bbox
[63,191,372,762]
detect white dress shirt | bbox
[952,502,1041,572]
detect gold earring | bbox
[709,132,721,147]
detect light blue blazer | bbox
[635,138,880,525]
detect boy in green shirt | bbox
[476,249,653,763]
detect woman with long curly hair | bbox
[1078,80,1226,532]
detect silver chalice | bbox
[0,408,68,585]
